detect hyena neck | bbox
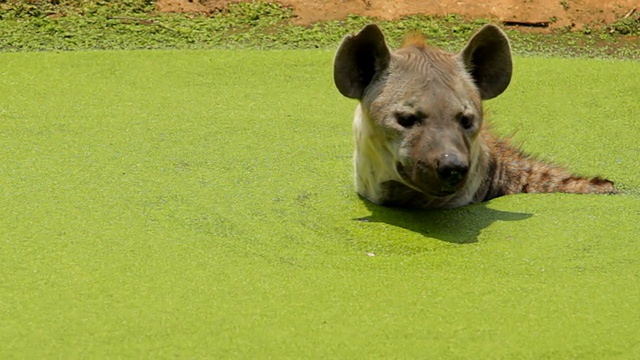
[481,132,615,200]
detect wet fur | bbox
[338,26,615,209]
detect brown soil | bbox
[156,0,638,31]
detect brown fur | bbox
[334,24,615,209]
[401,32,427,49]
[481,128,615,201]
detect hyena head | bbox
[334,24,512,206]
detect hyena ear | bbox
[459,24,513,100]
[334,24,391,99]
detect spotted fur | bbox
[334,24,615,209]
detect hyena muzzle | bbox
[333,24,615,209]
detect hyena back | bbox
[333,24,615,209]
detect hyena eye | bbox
[459,114,474,130]
[396,113,420,128]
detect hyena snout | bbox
[436,153,469,187]
[401,151,470,197]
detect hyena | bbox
[333,24,615,209]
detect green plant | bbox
[0,0,639,58]
[608,16,640,35]
[1,49,639,359]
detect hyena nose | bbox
[436,153,469,187]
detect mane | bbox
[401,32,428,49]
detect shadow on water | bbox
[354,199,533,244]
